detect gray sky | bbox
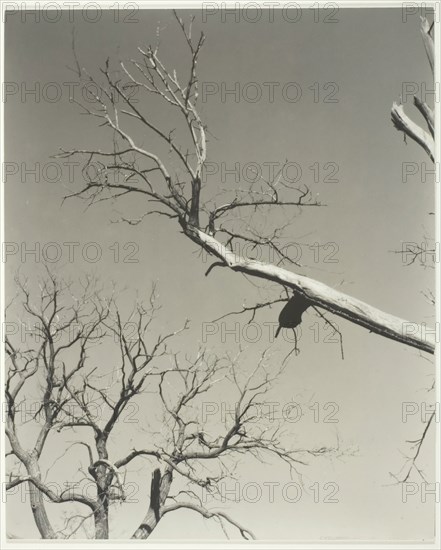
[3,5,436,541]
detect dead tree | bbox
[55,12,435,355]
[5,271,336,539]
[389,16,436,483]
[391,17,435,163]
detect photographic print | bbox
[1,1,439,546]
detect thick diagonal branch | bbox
[184,225,435,354]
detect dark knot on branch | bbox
[275,292,311,338]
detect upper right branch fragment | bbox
[391,16,435,162]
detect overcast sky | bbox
[3,4,436,542]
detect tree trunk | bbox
[132,469,172,538]
[26,460,57,539]
[94,492,109,539]
[94,434,110,539]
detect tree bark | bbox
[132,469,173,538]
[25,459,57,539]
[93,434,110,539]
[94,493,109,539]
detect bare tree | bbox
[391,17,435,163]
[389,16,436,483]
[55,11,435,355]
[5,271,336,539]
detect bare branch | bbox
[161,501,255,540]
